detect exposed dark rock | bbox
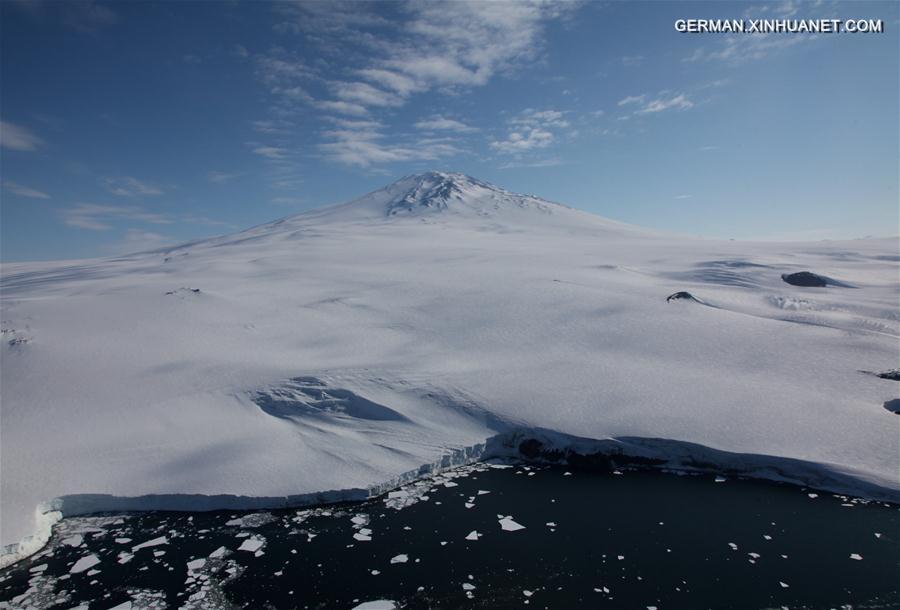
[518,438,564,462]
[165,287,201,296]
[667,291,696,303]
[516,437,666,471]
[877,370,900,381]
[781,271,828,287]
[518,438,544,459]
[565,450,615,471]
[883,399,900,415]
[565,449,668,471]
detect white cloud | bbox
[621,55,644,66]
[0,121,44,151]
[636,93,694,114]
[393,1,576,88]
[490,109,571,155]
[617,94,645,106]
[683,0,825,65]
[3,180,50,199]
[274,1,390,35]
[256,53,315,87]
[207,171,240,184]
[414,116,478,133]
[356,68,421,96]
[325,117,384,130]
[251,119,295,135]
[62,204,173,231]
[331,81,403,108]
[246,3,593,175]
[498,157,563,169]
[685,34,811,64]
[320,123,461,168]
[250,145,290,160]
[102,176,164,197]
[675,194,693,200]
[490,128,554,154]
[255,1,578,167]
[315,100,368,116]
[510,109,569,129]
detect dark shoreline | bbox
[2,461,897,609]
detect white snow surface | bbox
[2,172,898,562]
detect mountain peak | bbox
[385,171,501,215]
[251,171,592,235]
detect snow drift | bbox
[2,172,898,566]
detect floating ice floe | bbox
[390,554,408,564]
[131,536,167,553]
[69,554,100,574]
[352,600,396,610]
[465,530,482,541]
[499,517,526,532]
[237,537,264,553]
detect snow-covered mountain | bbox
[208,171,643,244]
[2,172,898,566]
[323,170,571,218]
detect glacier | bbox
[1,171,898,566]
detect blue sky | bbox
[1,0,897,262]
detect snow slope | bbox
[2,172,898,564]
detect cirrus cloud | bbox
[3,180,50,199]
[0,120,44,151]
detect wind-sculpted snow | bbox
[253,377,410,422]
[1,172,898,565]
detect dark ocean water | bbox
[1,463,897,609]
